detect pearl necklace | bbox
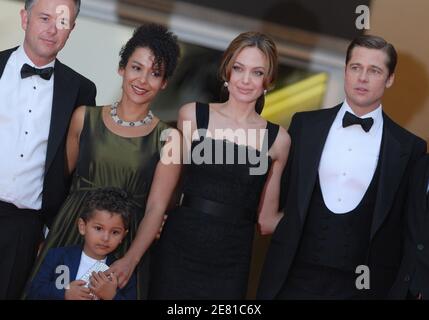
[110,101,154,127]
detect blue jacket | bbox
[26,245,136,300]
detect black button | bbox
[20,154,23,158]
[418,244,425,251]
[33,86,36,90]
[29,109,32,113]
[404,275,411,282]
[25,131,28,135]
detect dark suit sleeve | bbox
[76,79,96,107]
[402,149,425,246]
[113,273,137,300]
[389,154,428,299]
[399,137,426,248]
[26,249,66,300]
[412,138,427,163]
[402,137,426,244]
[279,113,301,210]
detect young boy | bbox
[26,188,136,300]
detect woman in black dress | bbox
[147,31,291,299]
[111,32,290,299]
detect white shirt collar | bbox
[81,250,107,264]
[16,45,56,69]
[335,100,383,134]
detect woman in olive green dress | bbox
[27,23,182,299]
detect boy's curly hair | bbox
[80,187,132,230]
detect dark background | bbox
[180,0,371,39]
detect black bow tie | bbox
[20,63,54,80]
[342,111,374,132]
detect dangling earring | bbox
[224,81,229,88]
[263,89,267,96]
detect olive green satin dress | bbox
[29,106,170,299]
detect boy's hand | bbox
[89,271,118,300]
[64,280,93,300]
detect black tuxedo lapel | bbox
[44,59,78,173]
[66,245,84,281]
[297,105,341,223]
[0,47,18,78]
[370,114,411,240]
[416,157,429,243]
[0,53,9,77]
[422,158,429,210]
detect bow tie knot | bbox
[342,111,374,132]
[20,63,54,80]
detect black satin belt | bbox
[180,194,256,222]
[0,200,41,217]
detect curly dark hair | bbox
[119,23,180,79]
[80,187,132,230]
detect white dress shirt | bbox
[318,100,383,214]
[0,45,55,210]
[75,251,107,284]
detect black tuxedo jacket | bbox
[0,47,96,226]
[257,104,426,299]
[389,155,429,299]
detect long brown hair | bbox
[219,31,278,114]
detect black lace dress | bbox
[149,102,279,299]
